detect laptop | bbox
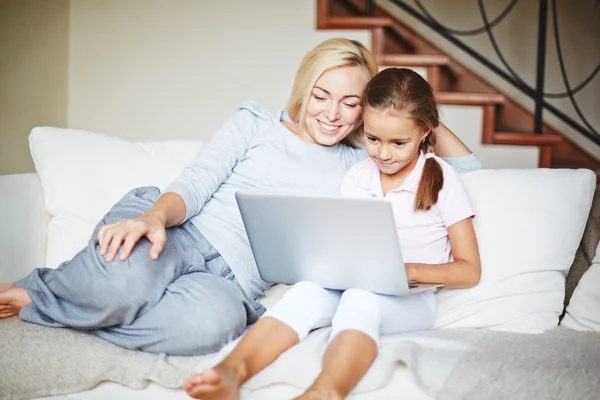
[235,192,443,296]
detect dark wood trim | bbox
[481,105,496,144]
[436,92,505,106]
[317,0,329,29]
[492,132,563,146]
[379,53,449,66]
[538,146,553,168]
[323,16,393,29]
[371,27,385,62]
[427,66,440,92]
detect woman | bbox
[0,39,480,356]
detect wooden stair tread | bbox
[492,132,563,146]
[323,16,393,29]
[435,91,505,105]
[379,53,449,66]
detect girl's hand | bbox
[405,263,419,281]
[404,219,481,288]
[97,213,167,263]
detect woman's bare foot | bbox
[0,287,31,319]
[182,365,243,400]
[293,386,343,400]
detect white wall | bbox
[67,0,538,167]
[0,0,544,174]
[67,0,370,141]
[378,0,600,159]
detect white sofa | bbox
[1,127,600,400]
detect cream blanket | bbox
[1,316,599,400]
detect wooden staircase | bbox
[316,0,600,173]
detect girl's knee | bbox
[332,289,381,344]
[263,281,339,341]
[339,288,378,310]
[286,281,327,298]
[285,281,340,313]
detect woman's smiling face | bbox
[303,65,370,146]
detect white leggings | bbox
[263,281,436,346]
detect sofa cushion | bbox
[29,127,202,268]
[434,169,596,333]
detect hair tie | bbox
[425,152,436,159]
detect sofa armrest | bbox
[0,173,49,281]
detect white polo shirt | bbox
[341,152,474,264]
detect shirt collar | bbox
[357,152,428,196]
[280,110,292,123]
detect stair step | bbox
[323,16,393,29]
[436,92,505,106]
[379,53,449,67]
[492,132,563,146]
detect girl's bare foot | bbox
[0,287,31,319]
[294,386,343,400]
[182,365,242,400]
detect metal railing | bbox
[365,0,600,144]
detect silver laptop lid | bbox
[235,192,412,296]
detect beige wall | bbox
[5,0,590,173]
[0,0,69,175]
[66,0,370,141]
[378,0,600,158]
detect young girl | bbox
[183,67,481,399]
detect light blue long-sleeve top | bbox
[166,100,482,300]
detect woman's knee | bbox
[148,292,248,356]
[75,239,171,311]
[174,305,247,356]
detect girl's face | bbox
[363,107,429,177]
[303,66,369,146]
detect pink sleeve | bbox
[438,165,475,228]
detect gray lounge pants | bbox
[15,187,262,356]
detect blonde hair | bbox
[285,38,379,147]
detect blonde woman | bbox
[0,39,479,360]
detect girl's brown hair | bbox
[362,68,443,211]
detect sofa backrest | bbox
[1,170,597,314]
